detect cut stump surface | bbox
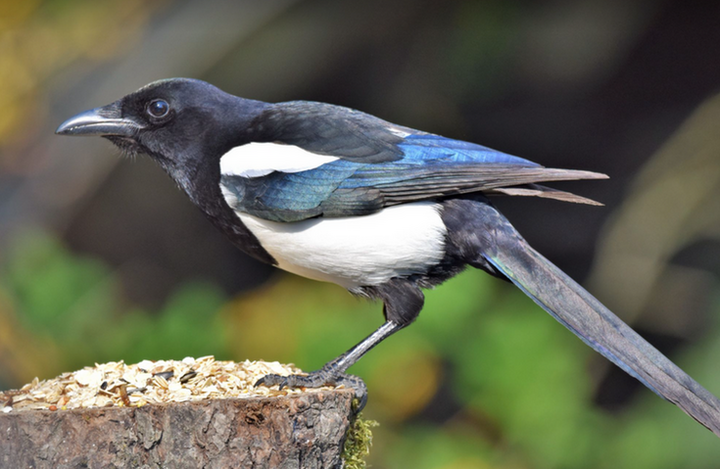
[1,389,357,469]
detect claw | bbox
[354,393,368,413]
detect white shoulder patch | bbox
[220,142,340,178]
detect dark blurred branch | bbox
[588,92,720,331]
[0,0,297,246]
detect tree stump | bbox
[1,358,367,468]
[1,388,357,469]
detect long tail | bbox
[467,201,720,436]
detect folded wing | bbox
[221,132,606,222]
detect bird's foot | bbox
[255,366,368,412]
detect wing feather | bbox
[354,165,608,206]
[224,105,607,222]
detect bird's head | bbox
[57,78,267,187]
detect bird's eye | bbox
[147,99,170,118]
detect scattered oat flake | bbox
[136,360,155,371]
[1,358,334,412]
[75,369,103,387]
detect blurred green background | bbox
[2,0,720,467]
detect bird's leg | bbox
[255,278,424,411]
[255,321,401,409]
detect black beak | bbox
[56,104,140,137]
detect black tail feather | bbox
[463,201,720,436]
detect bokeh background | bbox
[2,0,720,467]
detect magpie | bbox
[57,78,720,434]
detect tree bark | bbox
[1,389,356,469]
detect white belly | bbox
[236,202,447,290]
